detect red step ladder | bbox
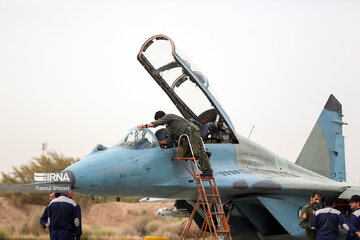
[172,134,232,240]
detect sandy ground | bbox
[0,197,174,230]
[82,201,175,229]
[0,198,45,228]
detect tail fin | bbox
[295,94,346,182]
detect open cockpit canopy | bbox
[137,35,238,144]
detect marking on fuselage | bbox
[233,180,249,190]
[246,167,299,178]
[219,169,244,176]
[252,180,282,190]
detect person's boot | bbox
[200,171,213,178]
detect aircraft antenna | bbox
[248,124,255,139]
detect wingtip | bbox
[324,94,342,114]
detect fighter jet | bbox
[64,35,359,240]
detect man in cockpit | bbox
[138,111,213,177]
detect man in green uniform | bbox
[299,191,322,240]
[138,111,213,177]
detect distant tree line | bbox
[0,151,101,205]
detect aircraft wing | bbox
[213,165,352,201]
[139,197,175,203]
[214,169,357,238]
[338,186,360,199]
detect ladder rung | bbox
[172,157,195,160]
[206,194,220,197]
[211,212,225,215]
[174,137,232,240]
[201,176,214,179]
[200,178,213,181]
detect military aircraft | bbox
[63,35,359,240]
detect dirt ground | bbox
[0,197,174,230]
[0,198,45,228]
[81,201,175,231]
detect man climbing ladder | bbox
[138,110,213,177]
[173,134,232,240]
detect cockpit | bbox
[115,128,158,150]
[137,35,239,144]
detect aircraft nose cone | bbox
[64,154,107,193]
[62,169,76,187]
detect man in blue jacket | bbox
[40,192,55,229]
[311,196,360,240]
[48,188,82,240]
[347,195,360,240]
[40,192,60,230]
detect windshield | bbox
[115,128,157,150]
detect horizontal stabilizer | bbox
[339,186,360,199]
[296,94,346,182]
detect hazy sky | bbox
[1,0,359,182]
